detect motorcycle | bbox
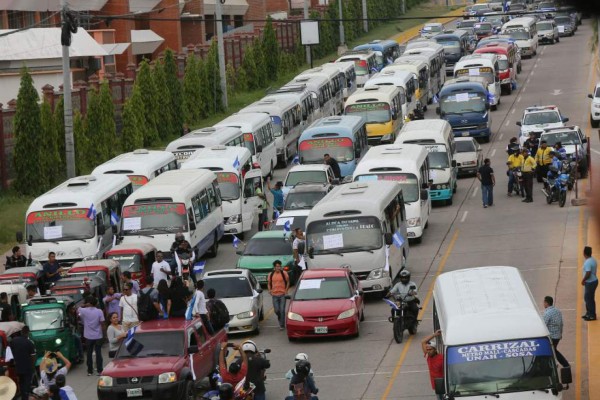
[542,166,569,207]
[383,286,420,344]
[509,167,524,198]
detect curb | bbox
[391,4,468,44]
[588,217,600,400]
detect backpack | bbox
[138,288,158,321]
[207,298,229,330]
[268,270,288,288]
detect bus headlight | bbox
[407,217,421,227]
[227,214,242,225]
[367,268,389,280]
[55,338,62,345]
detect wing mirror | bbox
[384,233,393,246]
[516,121,522,126]
[332,178,340,185]
[451,160,457,167]
[256,145,263,153]
[588,94,593,99]
[420,189,429,200]
[562,117,569,123]
[308,246,315,259]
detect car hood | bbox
[103,356,181,377]
[429,168,452,184]
[455,152,477,164]
[521,122,563,134]
[238,255,294,271]
[290,297,356,318]
[220,296,254,315]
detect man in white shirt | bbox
[192,280,214,334]
[292,228,306,270]
[119,282,139,331]
[151,251,171,284]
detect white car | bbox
[282,164,337,199]
[588,83,600,128]
[420,23,443,39]
[202,269,264,334]
[455,137,483,176]
[516,105,569,146]
[272,210,310,232]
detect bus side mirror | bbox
[451,160,457,168]
[16,231,23,243]
[308,246,314,259]
[434,378,445,395]
[283,127,289,135]
[97,217,106,235]
[256,144,263,153]
[582,138,588,144]
[561,367,572,385]
[516,121,522,126]
[420,189,429,200]
[384,233,393,246]
[436,106,441,115]
[332,178,340,185]
[562,117,569,123]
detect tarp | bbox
[131,30,164,55]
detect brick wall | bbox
[245,0,267,25]
[150,0,183,57]
[266,0,290,14]
[98,1,136,73]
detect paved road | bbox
[66,20,598,400]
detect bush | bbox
[136,60,160,146]
[121,85,145,152]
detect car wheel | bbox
[181,380,194,400]
[412,236,422,244]
[353,321,360,338]
[446,197,453,206]
[360,306,365,322]
[287,336,296,342]
[591,117,599,128]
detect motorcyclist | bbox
[286,353,316,397]
[506,137,520,155]
[242,340,270,400]
[285,360,318,400]
[547,150,563,181]
[171,232,195,278]
[388,270,420,319]
[553,141,567,160]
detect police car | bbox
[516,105,569,146]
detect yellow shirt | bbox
[535,147,553,166]
[522,155,537,172]
[507,154,524,169]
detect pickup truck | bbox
[98,318,227,400]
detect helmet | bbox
[295,360,311,378]
[242,340,258,353]
[228,361,241,374]
[294,353,309,362]
[399,270,411,284]
[219,383,234,400]
[175,232,184,242]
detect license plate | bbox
[461,132,469,136]
[314,326,328,334]
[127,388,143,397]
[257,275,267,282]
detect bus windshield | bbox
[299,137,354,163]
[436,39,461,52]
[345,102,392,123]
[455,67,494,82]
[504,28,530,40]
[355,173,419,203]
[440,92,487,114]
[26,209,95,243]
[270,116,283,137]
[122,203,187,235]
[446,338,558,396]
[307,216,383,254]
[216,172,240,201]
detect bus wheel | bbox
[208,234,219,258]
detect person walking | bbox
[139,276,161,321]
[119,282,139,331]
[477,158,495,208]
[192,280,214,334]
[268,260,289,330]
[542,296,569,368]
[422,330,444,400]
[151,251,171,284]
[9,325,36,400]
[324,153,341,179]
[535,140,553,183]
[206,288,230,331]
[521,148,537,203]
[103,286,121,320]
[78,296,105,376]
[582,246,598,321]
[255,181,269,231]
[106,312,126,358]
[293,228,307,270]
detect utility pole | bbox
[337,0,347,55]
[402,0,406,15]
[61,0,76,178]
[304,0,310,66]
[216,0,228,109]
[362,0,368,33]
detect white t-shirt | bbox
[151,261,171,284]
[41,366,68,388]
[293,237,307,267]
[119,294,139,322]
[192,290,208,315]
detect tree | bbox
[98,81,117,156]
[153,61,176,141]
[86,86,110,164]
[262,17,280,81]
[73,110,89,175]
[121,85,145,152]
[136,60,160,146]
[240,42,259,90]
[13,67,44,195]
[205,40,223,114]
[164,49,184,137]
[253,38,268,88]
[225,62,237,99]
[197,56,210,119]
[182,55,202,125]
[53,96,66,172]
[40,99,62,189]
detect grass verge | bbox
[0,192,32,256]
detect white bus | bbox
[298,66,345,115]
[321,61,357,100]
[92,149,178,190]
[214,113,278,178]
[365,69,418,121]
[353,144,431,242]
[454,53,501,109]
[401,44,446,94]
[432,266,572,399]
[286,74,338,119]
[165,126,243,162]
[335,50,378,88]
[21,175,133,263]
[181,146,262,238]
[268,84,320,126]
[120,169,224,258]
[238,96,303,168]
[305,181,409,294]
[501,17,538,58]
[395,54,440,104]
[384,60,430,109]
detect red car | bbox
[285,268,365,340]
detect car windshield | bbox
[539,2,554,8]
[285,171,328,186]
[423,25,442,32]
[115,331,184,358]
[24,308,64,331]
[537,22,554,30]
[440,92,487,114]
[428,151,451,169]
[345,102,392,123]
[595,87,600,97]
[307,216,382,254]
[555,17,571,24]
[505,29,530,40]
[108,253,143,273]
[284,191,327,210]
[436,39,461,50]
[474,23,492,33]
[243,238,292,256]
[523,111,561,125]
[216,172,240,201]
[355,173,419,203]
[459,21,477,28]
[122,203,187,235]
[456,140,476,152]
[26,208,95,243]
[542,131,581,146]
[294,276,352,300]
[298,138,354,163]
[204,276,253,298]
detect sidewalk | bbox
[587,217,600,400]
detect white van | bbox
[165,126,243,162]
[181,146,262,238]
[214,113,278,178]
[366,69,418,120]
[396,120,458,205]
[321,61,357,100]
[385,60,430,108]
[353,144,430,242]
[298,66,345,115]
[120,169,224,258]
[454,53,501,109]
[21,175,133,263]
[401,44,446,94]
[432,266,572,399]
[92,149,178,190]
[305,181,409,294]
[501,17,538,57]
[238,96,303,168]
[335,50,378,88]
[286,74,337,119]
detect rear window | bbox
[456,140,476,153]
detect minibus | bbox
[298,66,345,115]
[401,44,446,94]
[181,146,262,238]
[321,62,357,100]
[165,126,243,162]
[335,50,378,88]
[286,74,337,119]
[365,69,417,119]
[474,43,518,95]
[432,266,572,399]
[298,115,368,178]
[501,17,538,57]
[92,149,178,190]
[267,84,319,126]
[433,30,472,75]
[238,96,303,167]
[214,113,278,177]
[120,169,224,258]
[454,53,501,109]
[353,144,430,242]
[396,120,457,205]
[344,86,403,145]
[386,59,430,108]
[353,39,402,69]
[305,181,409,294]
[21,175,133,263]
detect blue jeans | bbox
[584,280,598,317]
[86,338,104,374]
[272,295,286,328]
[508,171,516,193]
[481,184,493,206]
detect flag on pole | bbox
[110,210,120,226]
[232,235,241,249]
[125,326,144,355]
[392,232,405,249]
[503,0,509,12]
[233,156,240,168]
[432,94,439,104]
[292,154,300,165]
[283,220,291,232]
[193,260,206,274]
[86,203,97,220]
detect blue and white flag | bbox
[86,203,97,220]
[193,260,206,274]
[487,92,496,104]
[125,326,144,355]
[503,0,509,12]
[274,209,280,219]
[432,94,439,104]
[283,220,291,233]
[233,156,240,169]
[232,235,241,249]
[292,154,300,165]
[185,294,196,321]
[392,232,405,249]
[110,210,120,226]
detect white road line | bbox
[491,149,496,157]
[504,120,510,127]
[591,148,600,156]
[472,186,478,198]
[517,95,522,103]
[531,70,535,77]
[460,211,468,223]
[511,109,516,115]
[498,133,504,141]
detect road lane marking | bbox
[381,230,460,400]
[517,95,522,103]
[511,109,516,115]
[460,211,468,223]
[472,186,478,198]
[504,120,510,127]
[490,149,496,157]
[591,148,600,156]
[499,133,504,141]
